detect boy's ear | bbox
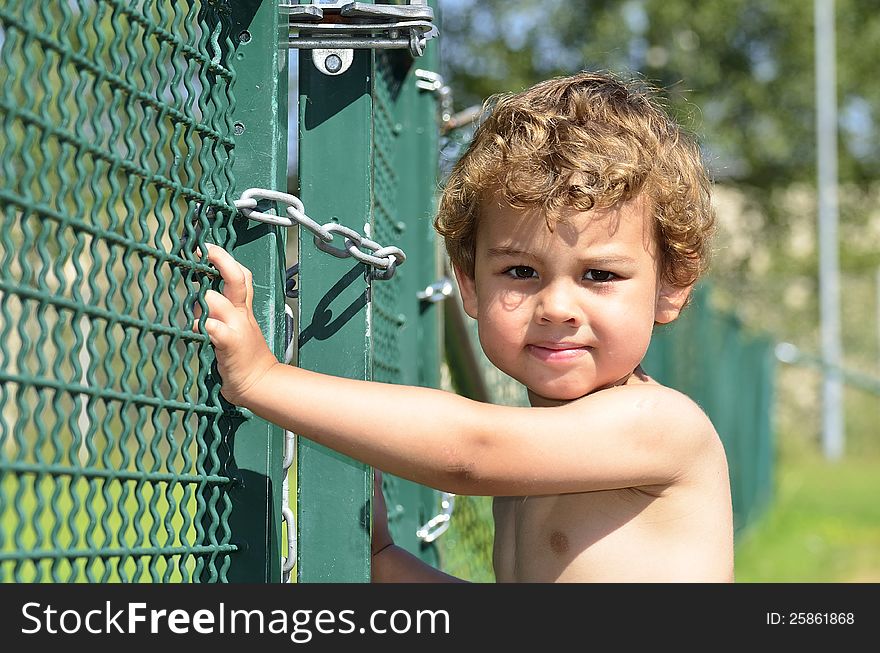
[452,264,478,319]
[655,282,692,324]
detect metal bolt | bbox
[239,30,251,44]
[233,122,245,136]
[324,53,343,74]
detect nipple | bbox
[549,530,569,554]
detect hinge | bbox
[282,1,438,75]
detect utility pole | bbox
[814,0,844,460]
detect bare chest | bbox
[492,484,728,582]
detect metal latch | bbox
[283,1,438,76]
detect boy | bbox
[198,71,733,582]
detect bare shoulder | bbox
[629,383,716,435]
[570,381,715,435]
[564,381,724,467]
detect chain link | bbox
[234,188,406,280]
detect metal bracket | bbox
[417,276,453,303]
[415,69,453,124]
[283,2,438,76]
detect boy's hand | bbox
[195,244,280,407]
[371,469,394,557]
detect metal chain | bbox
[232,188,407,578]
[280,303,297,583]
[416,491,456,543]
[233,188,406,280]
[232,187,408,579]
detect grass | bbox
[733,450,880,582]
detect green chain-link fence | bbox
[0,0,242,582]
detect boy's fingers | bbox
[203,288,236,324]
[202,317,231,347]
[240,263,254,310]
[205,244,249,308]
[373,470,386,501]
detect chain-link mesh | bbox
[0,0,238,582]
[371,53,404,386]
[435,494,494,582]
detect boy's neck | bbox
[526,365,650,407]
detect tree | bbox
[439,0,880,216]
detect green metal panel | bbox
[296,49,374,582]
[222,0,288,583]
[372,42,443,565]
[0,0,242,581]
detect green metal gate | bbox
[1,0,445,583]
[295,0,445,582]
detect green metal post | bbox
[376,38,444,566]
[222,0,288,583]
[295,0,445,581]
[296,48,374,582]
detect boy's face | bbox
[455,194,691,407]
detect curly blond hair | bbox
[435,71,715,288]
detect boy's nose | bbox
[534,281,583,326]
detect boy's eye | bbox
[584,269,615,282]
[505,265,537,279]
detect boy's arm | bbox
[371,470,466,583]
[372,545,466,583]
[200,245,720,496]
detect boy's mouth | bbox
[527,343,591,362]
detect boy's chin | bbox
[526,386,594,407]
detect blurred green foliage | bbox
[440,0,880,191]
